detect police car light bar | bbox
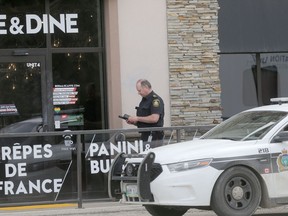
[270,97,288,104]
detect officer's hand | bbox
[127,116,138,125]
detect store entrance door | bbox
[0,56,47,133]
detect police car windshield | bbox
[202,111,287,141]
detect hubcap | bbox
[232,186,244,200]
[224,177,252,210]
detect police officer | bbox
[127,79,164,142]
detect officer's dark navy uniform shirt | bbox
[136,91,164,128]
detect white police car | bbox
[108,98,288,216]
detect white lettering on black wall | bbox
[0,14,78,35]
[0,144,63,195]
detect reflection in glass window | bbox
[0,62,42,128]
[220,53,288,118]
[52,53,104,130]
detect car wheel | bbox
[211,166,261,216]
[144,205,188,216]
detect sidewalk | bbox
[0,201,145,216]
[2,201,288,216]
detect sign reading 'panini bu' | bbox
[0,14,78,35]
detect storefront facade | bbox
[0,0,223,133]
[2,0,287,205]
[3,0,288,145]
[0,0,106,132]
[0,0,221,204]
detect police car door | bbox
[270,124,288,198]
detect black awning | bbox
[218,0,288,53]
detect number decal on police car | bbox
[258,148,269,154]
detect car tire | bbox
[211,166,261,216]
[144,205,188,216]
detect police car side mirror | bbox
[272,131,288,143]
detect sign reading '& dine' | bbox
[0,14,78,35]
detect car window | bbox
[202,111,287,141]
[271,124,288,143]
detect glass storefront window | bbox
[0,0,103,48]
[0,0,46,48]
[52,53,104,130]
[220,53,288,118]
[50,0,102,48]
[0,0,107,204]
[0,60,42,129]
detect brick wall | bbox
[167,0,222,126]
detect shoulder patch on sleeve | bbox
[152,99,160,108]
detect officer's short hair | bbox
[139,79,151,89]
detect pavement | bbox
[0,201,143,216]
[1,201,288,216]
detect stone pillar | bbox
[167,0,222,126]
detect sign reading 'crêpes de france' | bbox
[0,14,78,35]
